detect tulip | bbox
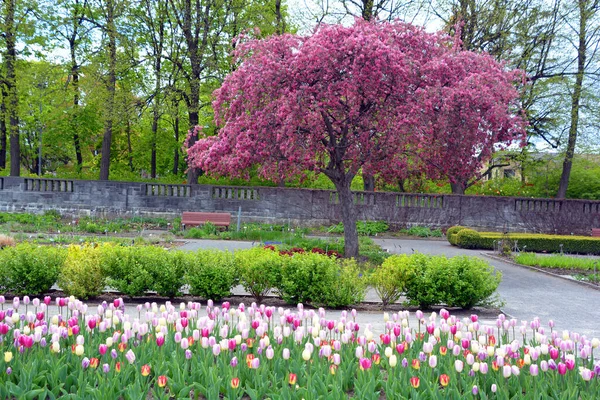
[103,363,110,374]
[359,358,372,371]
[389,355,397,367]
[115,362,122,373]
[90,358,99,369]
[480,362,489,375]
[428,355,437,368]
[231,377,240,389]
[251,357,260,369]
[439,374,449,387]
[157,375,167,388]
[75,345,84,356]
[99,344,107,356]
[558,363,567,375]
[288,373,297,385]
[581,368,593,381]
[530,364,539,376]
[125,350,136,364]
[410,376,420,389]
[81,357,90,369]
[4,352,12,363]
[503,365,512,378]
[156,335,165,347]
[141,364,151,376]
[455,360,464,373]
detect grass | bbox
[514,252,600,271]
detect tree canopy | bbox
[186,19,526,257]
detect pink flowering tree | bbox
[186,19,525,257]
[411,51,527,194]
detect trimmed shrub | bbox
[446,226,466,245]
[369,255,410,307]
[102,245,154,297]
[323,258,367,307]
[185,250,237,301]
[149,250,189,298]
[277,252,339,305]
[0,243,66,295]
[441,256,502,308]
[454,232,600,255]
[455,229,482,249]
[394,253,501,309]
[235,247,283,303]
[59,244,106,299]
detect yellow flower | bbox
[4,352,12,363]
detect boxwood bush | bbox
[234,247,283,303]
[446,225,467,245]
[369,255,410,307]
[451,230,600,255]
[59,244,107,299]
[0,243,66,295]
[185,250,237,301]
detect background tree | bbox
[186,20,525,257]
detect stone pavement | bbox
[179,237,600,339]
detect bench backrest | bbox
[592,228,600,237]
[182,212,231,224]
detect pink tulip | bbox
[549,348,559,360]
[359,357,372,370]
[558,363,567,375]
[565,358,575,370]
[156,335,165,347]
[99,344,107,355]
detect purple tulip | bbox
[103,364,110,373]
[230,357,238,367]
[530,364,539,376]
[82,357,90,369]
[402,358,408,368]
[125,349,136,364]
[6,367,11,375]
[111,349,118,359]
[472,385,478,395]
[185,349,192,360]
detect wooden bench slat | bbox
[182,212,231,229]
[592,228,600,237]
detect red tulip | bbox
[157,375,167,387]
[410,376,420,388]
[231,377,240,389]
[439,374,450,387]
[141,364,151,377]
[288,373,297,385]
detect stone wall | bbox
[0,176,599,234]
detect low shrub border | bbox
[447,226,600,255]
[0,244,499,309]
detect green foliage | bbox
[455,229,482,249]
[234,247,283,303]
[514,252,600,271]
[326,258,367,308]
[369,255,410,307]
[59,244,106,299]
[400,226,443,238]
[185,250,237,301]
[0,243,66,295]
[402,253,501,309]
[446,226,466,246]
[277,252,339,305]
[101,245,154,297]
[148,250,188,298]
[327,220,389,236]
[454,231,600,255]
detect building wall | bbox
[0,176,599,234]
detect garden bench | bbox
[181,212,231,230]
[592,228,600,237]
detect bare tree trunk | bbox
[334,181,359,258]
[275,0,285,34]
[71,44,83,171]
[5,0,19,177]
[172,99,180,175]
[99,0,117,181]
[126,119,134,172]
[557,1,591,198]
[450,182,466,195]
[0,91,6,170]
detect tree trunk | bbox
[186,103,199,184]
[398,178,406,192]
[172,100,180,175]
[363,174,375,191]
[5,0,19,177]
[99,0,117,181]
[335,182,359,258]
[126,119,134,172]
[71,44,83,171]
[450,182,466,194]
[275,0,284,34]
[0,91,6,170]
[557,1,589,198]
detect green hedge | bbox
[370,253,501,309]
[446,226,466,245]
[447,226,600,255]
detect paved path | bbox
[374,238,600,339]
[179,237,600,339]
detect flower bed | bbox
[0,296,598,398]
